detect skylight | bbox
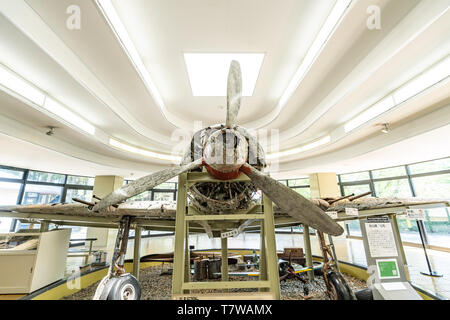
[184,53,264,96]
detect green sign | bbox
[377,259,400,279]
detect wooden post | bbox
[172,174,187,295]
[221,233,228,282]
[263,194,281,300]
[184,221,190,293]
[132,226,141,280]
[303,224,314,281]
[259,220,268,292]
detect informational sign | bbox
[221,229,239,238]
[326,211,338,219]
[345,207,359,216]
[376,259,400,279]
[365,220,398,257]
[406,208,425,221]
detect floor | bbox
[89,232,449,299]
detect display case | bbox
[0,229,71,294]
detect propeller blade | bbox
[240,164,344,236]
[92,159,203,211]
[226,60,242,128]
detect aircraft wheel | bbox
[327,271,354,300]
[107,274,141,300]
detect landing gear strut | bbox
[93,216,141,300]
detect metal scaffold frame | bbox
[171,172,281,299]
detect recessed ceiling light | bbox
[393,55,449,104]
[344,96,395,133]
[109,138,181,162]
[266,135,331,160]
[0,64,46,106]
[184,53,264,96]
[44,98,96,135]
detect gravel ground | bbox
[62,264,366,300]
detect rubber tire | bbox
[355,288,373,300]
[107,274,141,300]
[327,271,354,300]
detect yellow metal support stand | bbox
[171,172,281,300]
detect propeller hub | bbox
[203,129,248,179]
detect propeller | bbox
[225,60,242,128]
[92,159,203,212]
[240,163,344,236]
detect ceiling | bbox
[0,0,449,179]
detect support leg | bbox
[303,225,314,281]
[263,195,281,300]
[133,227,142,280]
[172,174,187,295]
[221,232,228,292]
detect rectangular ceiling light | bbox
[44,97,96,135]
[344,96,395,133]
[393,55,450,104]
[109,138,181,162]
[266,135,331,159]
[96,0,166,111]
[184,53,264,96]
[0,64,46,106]
[278,0,352,108]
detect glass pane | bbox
[0,181,21,205]
[372,166,406,179]
[409,158,450,174]
[374,179,412,197]
[396,216,421,244]
[293,187,310,199]
[22,184,63,204]
[288,178,309,187]
[423,208,450,248]
[66,189,93,203]
[346,220,362,237]
[340,171,370,182]
[153,192,174,201]
[67,176,94,186]
[0,168,23,179]
[278,180,287,186]
[154,182,176,189]
[412,174,450,198]
[128,191,152,202]
[0,182,22,233]
[27,171,65,184]
[343,184,371,197]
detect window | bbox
[372,166,406,179]
[346,220,362,237]
[422,208,450,248]
[66,189,93,203]
[343,184,371,196]
[153,192,175,201]
[27,171,65,184]
[374,179,412,198]
[67,175,94,186]
[340,171,370,182]
[288,178,309,187]
[412,174,450,198]
[0,182,21,232]
[154,182,176,189]
[293,187,310,198]
[408,158,450,174]
[0,168,23,179]
[396,216,421,244]
[128,191,152,202]
[22,184,63,205]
